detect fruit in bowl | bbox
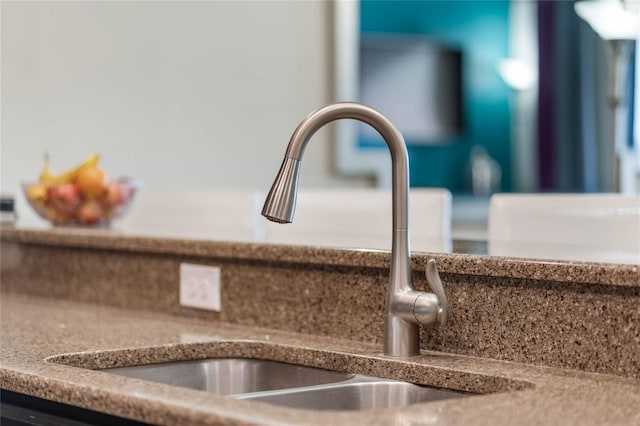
[24,154,138,226]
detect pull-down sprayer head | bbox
[261,157,301,223]
[262,102,410,230]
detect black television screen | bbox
[359,33,464,145]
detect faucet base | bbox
[383,315,421,357]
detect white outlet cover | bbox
[179,263,221,311]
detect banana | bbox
[54,153,100,184]
[39,153,101,185]
[38,153,57,184]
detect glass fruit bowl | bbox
[23,178,138,227]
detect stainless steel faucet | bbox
[262,102,448,357]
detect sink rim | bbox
[45,340,536,398]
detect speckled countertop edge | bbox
[1,227,638,287]
[2,294,639,426]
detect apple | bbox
[103,181,134,208]
[46,208,71,225]
[26,183,47,203]
[76,199,103,224]
[47,183,80,214]
[103,182,124,207]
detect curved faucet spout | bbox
[262,102,446,357]
[262,102,409,231]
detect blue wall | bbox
[360,0,512,192]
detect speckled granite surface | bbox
[1,226,639,425]
[2,294,639,426]
[2,227,637,286]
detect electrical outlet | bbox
[179,263,221,311]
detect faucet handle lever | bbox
[425,259,448,325]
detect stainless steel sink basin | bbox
[237,376,469,411]
[105,358,352,395]
[102,358,472,411]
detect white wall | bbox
[1,1,357,226]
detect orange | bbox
[75,166,105,198]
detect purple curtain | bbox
[537,1,556,190]
[536,0,610,192]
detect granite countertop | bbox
[2,293,639,426]
[1,227,639,425]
